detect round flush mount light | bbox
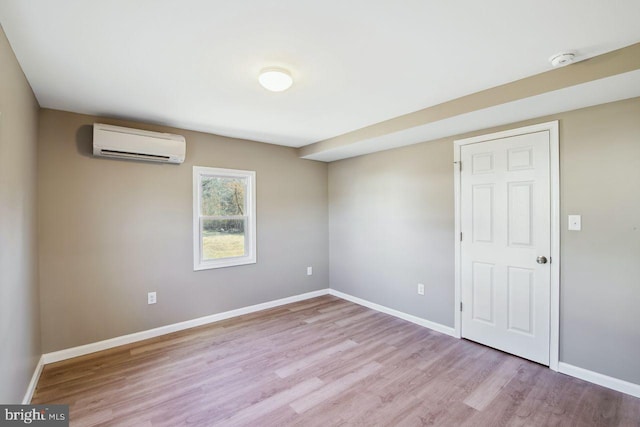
[258,67,293,92]
[549,52,576,68]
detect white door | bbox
[460,130,551,365]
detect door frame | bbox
[453,121,560,370]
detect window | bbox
[193,166,256,270]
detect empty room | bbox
[1,1,639,426]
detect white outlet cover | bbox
[307,266,313,276]
[417,283,425,295]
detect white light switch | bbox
[568,215,581,231]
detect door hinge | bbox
[460,302,463,312]
[460,232,463,242]
[454,161,461,171]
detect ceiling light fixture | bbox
[549,52,576,68]
[258,67,293,92]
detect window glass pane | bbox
[202,219,246,260]
[201,176,246,216]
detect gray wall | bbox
[329,97,640,384]
[559,98,640,384]
[38,110,328,353]
[329,139,455,327]
[0,25,41,403]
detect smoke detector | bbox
[549,52,576,68]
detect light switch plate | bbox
[568,215,581,231]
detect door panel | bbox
[508,181,533,246]
[507,266,534,335]
[461,131,550,365]
[472,185,494,243]
[472,152,495,174]
[472,262,495,324]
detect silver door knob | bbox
[536,256,548,264]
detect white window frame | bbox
[193,166,256,271]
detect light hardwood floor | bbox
[32,296,640,426]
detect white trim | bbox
[453,121,560,370]
[558,362,640,399]
[453,157,462,338]
[328,289,457,337]
[548,122,560,371]
[22,355,45,404]
[42,289,329,364]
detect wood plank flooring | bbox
[32,296,640,426]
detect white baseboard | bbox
[558,362,640,399]
[328,289,457,337]
[22,355,45,404]
[42,289,330,365]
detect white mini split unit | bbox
[93,123,186,164]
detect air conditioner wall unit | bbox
[93,123,186,164]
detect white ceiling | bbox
[1,0,639,150]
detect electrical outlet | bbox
[147,292,157,305]
[307,266,313,276]
[417,283,425,295]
